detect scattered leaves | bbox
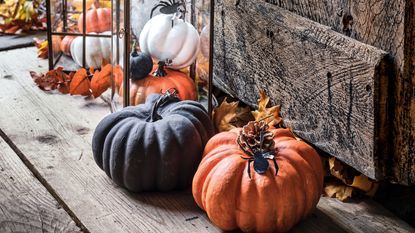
[251,90,282,127]
[30,61,122,98]
[324,157,379,201]
[30,67,72,92]
[0,0,45,34]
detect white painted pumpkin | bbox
[70,32,124,68]
[200,24,210,58]
[139,14,200,69]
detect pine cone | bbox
[237,121,275,154]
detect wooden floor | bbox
[0,47,413,233]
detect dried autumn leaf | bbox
[30,71,53,91]
[327,157,379,199]
[213,98,239,133]
[351,175,379,196]
[251,90,282,127]
[70,68,91,96]
[90,64,112,97]
[329,157,353,185]
[324,182,354,202]
[30,67,66,91]
[213,98,252,133]
[33,37,48,59]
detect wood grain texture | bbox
[0,47,220,233]
[0,47,413,233]
[213,0,389,180]
[0,138,80,232]
[265,0,414,185]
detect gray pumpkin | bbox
[130,51,153,80]
[92,92,214,192]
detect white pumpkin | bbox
[139,14,200,69]
[70,32,124,68]
[200,24,210,58]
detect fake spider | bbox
[150,0,187,19]
[238,128,279,179]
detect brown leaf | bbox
[30,67,68,91]
[69,68,91,96]
[213,98,239,133]
[90,64,112,97]
[213,98,252,133]
[327,157,379,198]
[324,181,354,202]
[251,90,282,127]
[329,157,354,185]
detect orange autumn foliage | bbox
[69,68,91,96]
[91,64,112,97]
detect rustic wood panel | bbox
[213,0,389,180]
[0,138,80,232]
[264,0,415,184]
[0,47,413,233]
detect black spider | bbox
[150,0,187,19]
[238,129,279,179]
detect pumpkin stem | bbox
[148,89,179,122]
[153,61,169,77]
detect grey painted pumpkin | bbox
[92,92,214,192]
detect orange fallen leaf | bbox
[90,64,112,97]
[69,68,91,96]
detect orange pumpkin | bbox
[192,121,324,233]
[78,7,112,33]
[119,63,197,105]
[60,36,76,55]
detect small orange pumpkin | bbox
[192,121,324,233]
[60,36,76,55]
[78,7,112,33]
[119,63,197,105]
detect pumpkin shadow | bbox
[122,188,199,213]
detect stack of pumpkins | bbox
[121,13,201,105]
[60,4,113,68]
[91,8,324,233]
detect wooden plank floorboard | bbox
[0,47,413,233]
[0,137,81,232]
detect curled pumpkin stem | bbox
[148,89,180,122]
[153,61,168,77]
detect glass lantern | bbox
[46,0,214,114]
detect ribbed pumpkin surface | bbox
[192,128,323,233]
[92,94,214,192]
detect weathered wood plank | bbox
[0,137,80,232]
[264,0,415,185]
[213,0,389,180]
[0,47,413,233]
[0,47,221,233]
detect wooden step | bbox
[0,47,413,232]
[0,137,80,232]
